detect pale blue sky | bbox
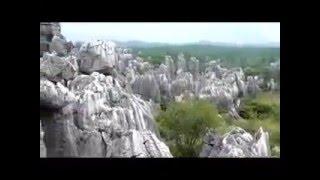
[61,22,280,44]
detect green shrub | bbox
[156,100,227,157]
[236,92,280,157]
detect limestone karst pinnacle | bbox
[40,22,276,158]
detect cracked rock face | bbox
[40,37,172,157]
[131,72,161,103]
[40,78,77,109]
[78,40,118,74]
[199,127,271,157]
[40,52,78,82]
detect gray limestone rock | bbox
[188,57,200,79]
[246,76,262,96]
[40,121,46,157]
[164,55,176,80]
[50,34,68,56]
[176,53,187,74]
[131,72,161,103]
[199,127,271,157]
[40,70,172,157]
[40,52,78,81]
[40,78,77,109]
[78,40,118,74]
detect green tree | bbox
[156,100,227,157]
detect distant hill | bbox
[130,44,280,70]
[196,41,280,47]
[113,40,280,48]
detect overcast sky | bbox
[60,22,280,44]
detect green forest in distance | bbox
[131,44,280,69]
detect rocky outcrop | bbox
[40,71,172,157]
[78,40,118,74]
[196,65,247,118]
[50,34,68,56]
[246,76,263,96]
[188,57,200,79]
[127,54,251,119]
[40,121,46,157]
[40,22,61,56]
[164,55,176,81]
[40,52,78,82]
[40,23,172,157]
[171,72,194,97]
[199,127,271,157]
[131,72,161,103]
[176,53,187,74]
[40,23,274,158]
[40,78,77,109]
[267,78,276,91]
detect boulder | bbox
[78,40,118,74]
[50,34,68,56]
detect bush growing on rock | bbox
[236,92,280,157]
[156,100,227,157]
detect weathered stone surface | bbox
[164,55,176,80]
[171,72,194,97]
[188,57,200,79]
[50,34,68,56]
[40,71,171,157]
[199,127,271,157]
[267,78,276,91]
[79,40,118,74]
[40,52,78,81]
[40,22,61,56]
[40,78,77,109]
[40,121,46,157]
[41,105,79,157]
[40,22,60,36]
[109,129,172,157]
[176,53,187,74]
[131,72,161,103]
[246,76,263,96]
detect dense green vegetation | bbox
[156,100,228,157]
[235,91,280,154]
[156,92,280,157]
[132,45,280,69]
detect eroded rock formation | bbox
[40,22,274,158]
[199,127,270,157]
[40,25,172,158]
